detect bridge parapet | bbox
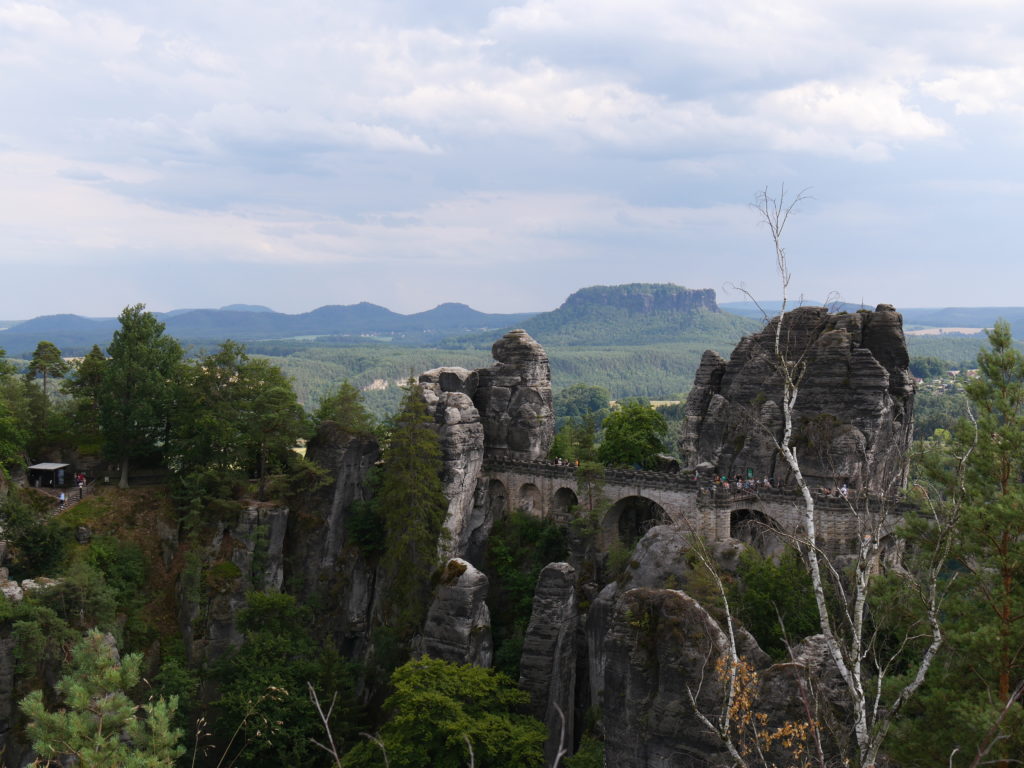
[479,458,915,555]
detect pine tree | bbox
[20,630,184,767]
[25,340,70,400]
[376,381,448,635]
[314,379,376,436]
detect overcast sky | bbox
[2,0,1023,318]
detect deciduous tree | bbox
[100,304,183,488]
[596,399,667,469]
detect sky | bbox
[2,0,1024,319]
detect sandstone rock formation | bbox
[474,330,554,462]
[178,505,289,663]
[519,562,578,764]
[603,588,734,767]
[419,368,486,556]
[287,425,380,658]
[679,305,915,492]
[416,558,492,667]
[416,330,554,560]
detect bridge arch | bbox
[486,478,508,519]
[605,495,669,547]
[517,483,543,517]
[552,487,578,523]
[730,508,785,559]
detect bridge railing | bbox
[481,457,916,515]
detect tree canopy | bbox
[376,382,448,635]
[100,304,183,488]
[596,399,667,469]
[341,657,545,768]
[20,629,184,768]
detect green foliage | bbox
[908,355,950,379]
[548,414,599,463]
[912,385,968,441]
[10,603,75,678]
[25,340,70,398]
[730,548,820,661]
[214,592,359,768]
[347,498,387,558]
[152,641,200,732]
[376,382,449,635]
[890,320,1024,763]
[47,559,119,632]
[169,341,307,516]
[0,347,29,469]
[341,656,545,768]
[554,383,610,429]
[565,735,604,767]
[597,399,667,469]
[101,304,183,487]
[84,535,148,605]
[0,492,70,579]
[484,510,568,677]
[20,629,185,767]
[315,379,377,435]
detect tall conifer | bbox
[377,381,448,635]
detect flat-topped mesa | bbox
[679,304,915,493]
[474,329,554,461]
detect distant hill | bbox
[445,283,759,348]
[0,303,537,356]
[219,303,274,313]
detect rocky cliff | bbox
[419,329,553,559]
[679,304,915,492]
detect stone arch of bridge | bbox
[604,495,670,547]
[552,487,578,523]
[517,482,543,517]
[486,478,508,519]
[729,508,786,559]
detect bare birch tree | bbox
[738,186,962,768]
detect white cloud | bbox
[923,66,1024,115]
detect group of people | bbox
[818,483,850,499]
[701,474,775,493]
[56,473,88,511]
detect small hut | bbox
[27,463,70,489]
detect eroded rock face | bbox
[287,424,380,659]
[474,330,554,462]
[603,588,733,767]
[519,562,577,765]
[416,558,492,667]
[679,305,915,492]
[178,505,290,664]
[419,369,486,557]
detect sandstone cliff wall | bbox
[679,304,915,492]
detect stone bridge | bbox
[481,459,914,556]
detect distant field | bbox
[905,327,984,336]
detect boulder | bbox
[416,558,492,667]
